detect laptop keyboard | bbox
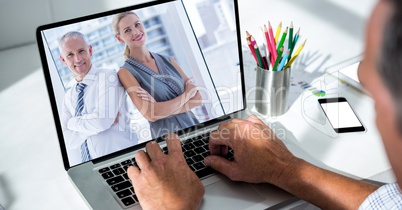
[97,132,234,208]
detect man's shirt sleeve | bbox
[359,183,402,209]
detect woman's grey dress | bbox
[121,52,199,138]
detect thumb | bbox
[204,155,234,176]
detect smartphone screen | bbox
[318,97,365,133]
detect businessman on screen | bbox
[59,31,138,163]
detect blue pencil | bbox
[277,50,290,71]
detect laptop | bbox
[36,0,332,209]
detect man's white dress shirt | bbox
[61,66,138,165]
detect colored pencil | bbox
[277,27,288,53]
[260,26,269,53]
[286,39,307,68]
[273,47,284,71]
[277,50,290,71]
[257,29,269,70]
[264,25,275,67]
[246,22,304,70]
[254,44,264,69]
[260,45,269,70]
[275,21,282,44]
[247,38,258,63]
[289,28,300,62]
[251,35,257,46]
[246,31,252,42]
[267,22,278,62]
[288,22,293,50]
[293,28,300,48]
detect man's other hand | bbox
[204,115,298,185]
[127,133,204,210]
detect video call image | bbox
[40,0,243,166]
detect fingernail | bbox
[204,157,211,166]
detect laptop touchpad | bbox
[200,178,265,210]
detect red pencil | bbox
[247,38,258,63]
[264,25,275,68]
[268,21,278,62]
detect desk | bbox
[238,0,391,180]
[0,0,392,209]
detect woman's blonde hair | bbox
[112,11,139,60]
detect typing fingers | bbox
[145,141,164,161]
[164,133,183,156]
[134,150,150,170]
[209,130,232,156]
[127,165,140,180]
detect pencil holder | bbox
[255,66,291,117]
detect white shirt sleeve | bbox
[66,71,124,136]
[61,93,90,149]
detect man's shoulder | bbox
[93,68,122,86]
[92,68,119,80]
[95,68,118,75]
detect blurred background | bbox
[0,0,376,92]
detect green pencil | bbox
[277,27,288,53]
[289,22,293,51]
[273,47,284,71]
[254,44,264,69]
[289,28,300,62]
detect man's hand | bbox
[204,115,298,185]
[127,133,205,210]
[205,115,379,209]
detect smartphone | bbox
[318,97,365,133]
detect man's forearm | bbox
[276,158,379,209]
[67,114,115,135]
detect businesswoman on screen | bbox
[112,11,202,139]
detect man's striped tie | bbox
[75,83,91,162]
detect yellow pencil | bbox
[285,39,307,68]
[274,21,282,44]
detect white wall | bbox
[0,0,377,51]
[0,0,52,49]
[0,0,150,50]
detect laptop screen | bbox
[37,0,244,168]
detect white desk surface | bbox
[0,0,392,209]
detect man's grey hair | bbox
[377,0,402,133]
[58,31,89,54]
